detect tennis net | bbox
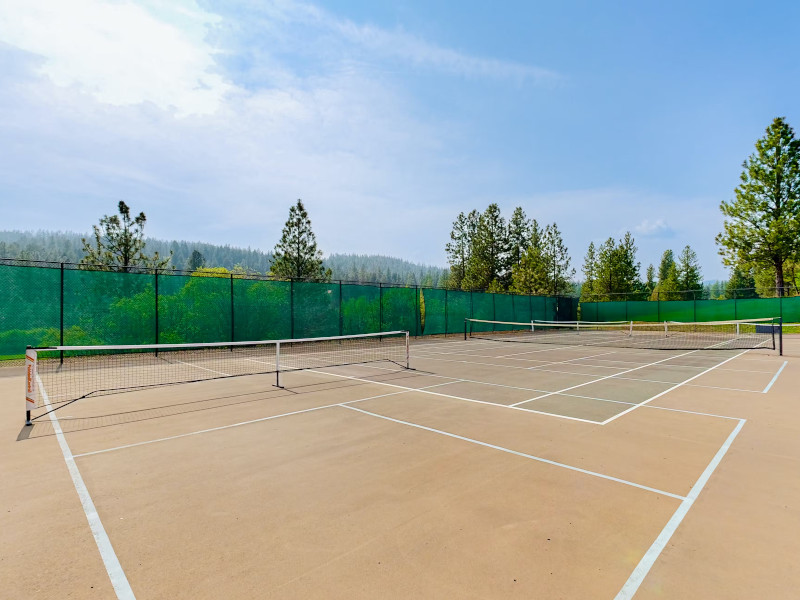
[25,331,409,424]
[465,318,780,352]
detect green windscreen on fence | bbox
[342,283,380,335]
[694,300,735,322]
[234,278,291,341]
[382,286,419,336]
[626,301,658,322]
[420,288,445,335]
[783,297,800,323]
[293,281,340,338]
[595,301,627,322]
[470,292,494,332]
[158,272,231,344]
[0,261,568,358]
[0,263,60,357]
[446,290,471,335]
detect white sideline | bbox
[37,374,136,599]
[762,361,788,393]
[340,404,685,500]
[614,419,746,599]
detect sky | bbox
[1,0,798,280]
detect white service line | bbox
[340,404,685,500]
[762,361,788,393]
[72,382,456,458]
[306,368,601,424]
[36,375,136,600]
[614,419,746,599]
[509,350,701,408]
[601,350,750,425]
[173,359,230,377]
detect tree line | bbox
[445,204,574,295]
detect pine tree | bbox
[676,245,703,297]
[506,207,531,280]
[80,201,171,271]
[717,117,800,295]
[445,210,479,289]
[270,199,331,281]
[580,242,597,301]
[542,223,574,295]
[645,264,656,295]
[462,204,508,290]
[657,249,675,284]
[186,249,205,271]
[725,265,758,299]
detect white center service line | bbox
[36,375,136,600]
[509,349,702,408]
[340,404,685,500]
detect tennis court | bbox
[3,324,800,599]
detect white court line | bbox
[307,369,601,424]
[762,361,788,393]
[173,359,230,377]
[36,375,136,599]
[509,350,700,408]
[72,382,457,458]
[601,351,749,425]
[355,362,640,407]
[340,404,685,500]
[614,419,746,599]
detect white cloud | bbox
[0,0,231,116]
[633,218,675,238]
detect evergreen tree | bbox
[462,204,508,290]
[676,245,703,297]
[593,233,641,300]
[542,223,574,295]
[80,201,171,271]
[657,249,675,284]
[655,262,682,300]
[511,242,549,295]
[186,249,205,271]
[724,265,758,299]
[506,207,532,283]
[580,242,597,301]
[645,264,656,296]
[445,211,472,289]
[717,117,800,295]
[270,199,331,281]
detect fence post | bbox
[59,263,64,364]
[734,288,737,320]
[492,292,496,332]
[290,278,294,339]
[230,274,235,342]
[657,290,660,323]
[693,290,697,322]
[339,281,343,336]
[154,269,159,352]
[444,288,448,336]
[379,283,383,332]
[415,286,420,337]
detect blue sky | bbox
[1,0,797,280]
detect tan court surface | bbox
[2,335,800,598]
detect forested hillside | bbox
[0,230,448,286]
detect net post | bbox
[25,347,37,426]
[464,318,467,341]
[405,331,410,369]
[629,321,633,336]
[778,317,783,356]
[275,341,282,388]
[664,321,668,337]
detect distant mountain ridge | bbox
[0,230,448,286]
